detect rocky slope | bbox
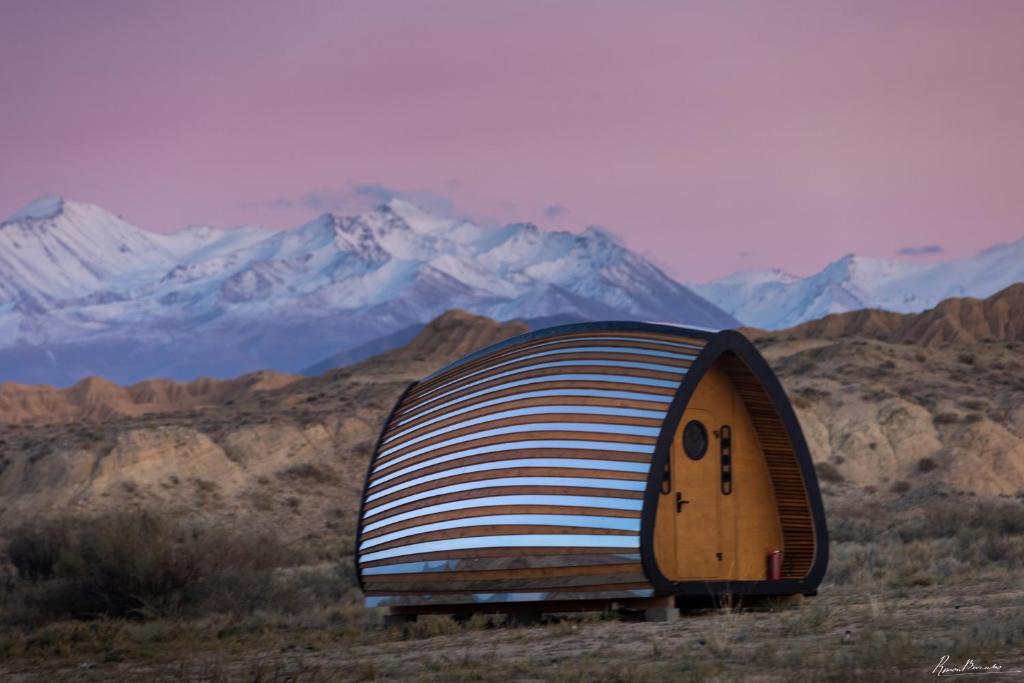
[0,311,528,545]
[0,371,300,424]
[749,283,1024,346]
[761,336,1024,497]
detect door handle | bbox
[676,492,689,513]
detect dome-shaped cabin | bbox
[356,322,828,617]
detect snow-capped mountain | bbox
[690,241,1024,329]
[0,195,736,385]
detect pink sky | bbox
[1,1,1022,281]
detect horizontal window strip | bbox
[359,545,637,570]
[362,525,638,554]
[367,468,648,507]
[388,394,670,441]
[391,388,673,432]
[365,486,644,521]
[379,421,661,461]
[410,346,696,402]
[362,501,641,535]
[382,414,663,461]
[359,533,641,563]
[360,514,642,549]
[368,457,649,495]
[368,448,652,489]
[364,564,643,584]
[396,375,681,425]
[362,495,644,529]
[377,431,658,476]
[398,369,684,418]
[361,553,643,575]
[384,404,667,447]
[372,439,655,478]
[364,477,647,515]
[364,587,655,606]
[419,333,705,390]
[362,572,649,593]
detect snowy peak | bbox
[693,238,1024,329]
[0,197,179,303]
[0,194,738,385]
[4,194,66,223]
[382,198,456,235]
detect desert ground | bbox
[1,296,1023,681]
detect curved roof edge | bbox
[423,320,725,382]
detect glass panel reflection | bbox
[384,404,666,445]
[523,335,703,349]
[362,552,643,575]
[392,388,673,429]
[370,456,648,490]
[364,572,648,593]
[362,494,643,530]
[366,476,646,516]
[365,587,655,607]
[359,533,641,563]
[372,439,655,477]
[419,346,696,399]
[379,421,660,460]
[399,374,681,424]
[417,359,686,406]
[359,514,642,550]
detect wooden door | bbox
[671,407,722,578]
[669,365,739,580]
[653,361,782,583]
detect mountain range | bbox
[2,194,1022,386]
[689,239,1024,329]
[0,196,734,385]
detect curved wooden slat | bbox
[382,412,664,455]
[364,485,644,520]
[367,467,648,505]
[372,430,657,474]
[384,394,670,442]
[395,365,684,418]
[413,333,705,397]
[362,524,637,554]
[367,450,652,490]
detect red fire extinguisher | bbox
[767,548,783,580]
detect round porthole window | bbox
[683,420,708,460]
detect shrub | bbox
[917,457,938,473]
[7,521,73,581]
[277,463,336,484]
[6,513,303,619]
[890,480,911,494]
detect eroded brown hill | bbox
[751,283,1024,345]
[0,371,300,425]
[0,304,1021,551]
[0,310,528,543]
